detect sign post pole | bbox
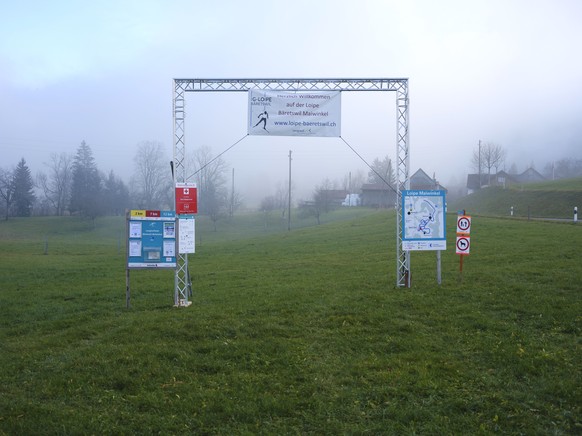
[126,269,130,309]
[456,213,472,281]
[125,210,131,308]
[436,250,442,285]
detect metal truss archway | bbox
[172,78,410,305]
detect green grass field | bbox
[0,209,580,434]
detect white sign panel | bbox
[129,221,142,238]
[129,240,142,257]
[178,217,195,254]
[248,90,341,137]
[163,240,176,257]
[402,240,447,251]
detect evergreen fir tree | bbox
[12,158,36,217]
[103,170,129,215]
[70,141,102,218]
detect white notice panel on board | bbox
[178,217,195,254]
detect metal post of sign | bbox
[456,213,471,282]
[125,212,131,308]
[459,254,464,278]
[173,78,411,293]
[436,250,442,285]
[126,269,130,308]
[435,177,442,286]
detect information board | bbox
[127,210,176,268]
[402,190,447,251]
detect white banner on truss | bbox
[248,90,341,137]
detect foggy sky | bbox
[1,0,581,206]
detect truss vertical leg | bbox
[174,253,190,306]
[396,84,410,287]
[173,80,191,306]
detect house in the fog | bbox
[360,169,446,208]
[466,168,545,194]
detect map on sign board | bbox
[402,190,447,251]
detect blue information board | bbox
[402,190,447,251]
[127,210,176,268]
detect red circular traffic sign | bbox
[457,215,471,234]
[456,236,470,254]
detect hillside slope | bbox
[452,177,582,218]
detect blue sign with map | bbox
[402,190,447,251]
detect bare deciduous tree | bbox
[0,167,15,220]
[188,146,229,230]
[314,178,337,214]
[131,141,172,209]
[300,178,337,225]
[37,152,73,216]
[471,142,506,185]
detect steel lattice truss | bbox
[174,78,408,93]
[173,78,410,305]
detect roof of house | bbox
[514,167,545,183]
[467,168,545,189]
[410,168,433,185]
[410,169,447,191]
[361,169,446,192]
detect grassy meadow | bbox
[0,208,580,434]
